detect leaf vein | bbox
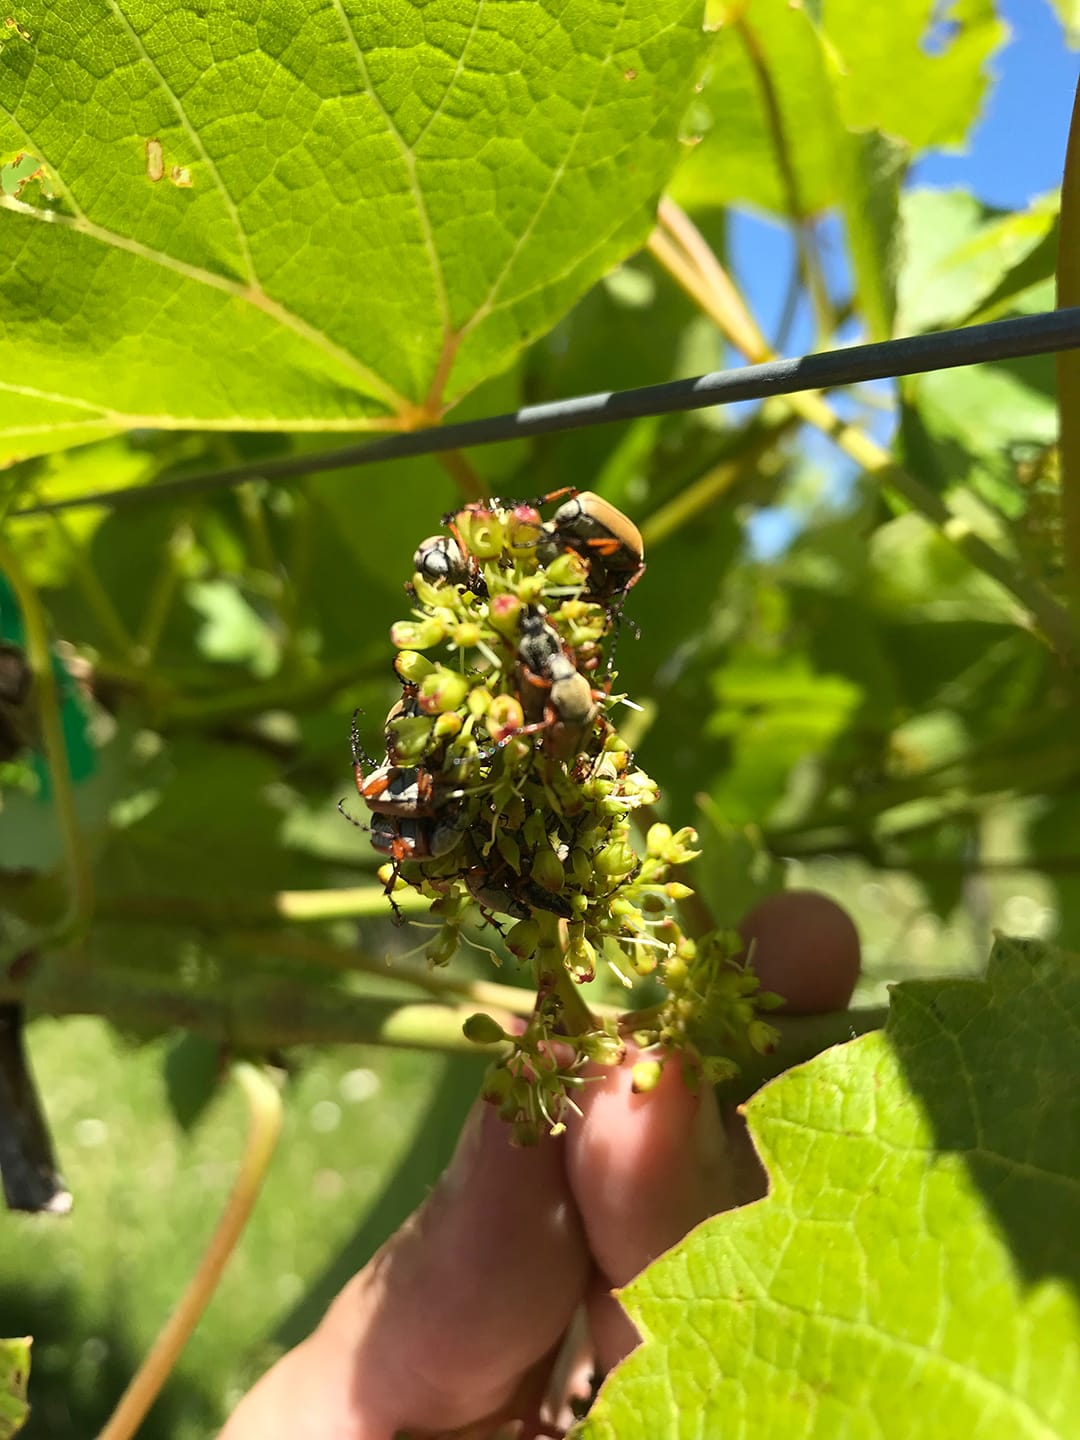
[328,0,450,333]
[102,0,257,284]
[0,195,407,414]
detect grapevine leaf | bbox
[580,936,1080,1440]
[0,1338,30,1440]
[837,130,904,340]
[1045,0,1080,46]
[820,0,1006,149]
[897,189,1060,335]
[0,0,705,460]
[672,0,844,216]
[900,358,1058,516]
[672,0,1000,221]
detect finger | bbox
[566,1049,731,1373]
[570,892,862,1374]
[223,1101,590,1440]
[739,889,861,1013]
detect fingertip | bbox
[738,889,860,1013]
[566,1050,732,1289]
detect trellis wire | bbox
[14,306,1080,518]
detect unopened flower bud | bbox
[595,838,637,878]
[467,686,492,717]
[419,667,470,715]
[566,931,596,982]
[646,822,673,857]
[481,1064,514,1104]
[393,650,435,684]
[511,1119,541,1148]
[748,1020,779,1055]
[545,551,590,588]
[488,593,523,637]
[702,1055,740,1085]
[506,505,543,555]
[451,621,482,648]
[433,709,463,740]
[391,617,446,650]
[462,1011,509,1045]
[532,848,565,894]
[631,1059,663,1094]
[664,882,695,901]
[663,955,689,990]
[505,918,540,959]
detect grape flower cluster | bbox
[350,490,782,1142]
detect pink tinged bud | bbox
[506,918,540,959]
[487,694,524,743]
[418,668,470,715]
[433,710,463,740]
[507,507,543,554]
[748,1020,780,1055]
[488,593,523,637]
[457,508,506,559]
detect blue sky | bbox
[731,0,1079,555]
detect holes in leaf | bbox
[0,151,58,204]
[145,138,193,188]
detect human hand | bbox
[222,890,860,1440]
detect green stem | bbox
[534,910,595,1035]
[98,883,430,927]
[37,493,137,662]
[136,516,193,666]
[224,929,544,1016]
[3,952,506,1055]
[0,537,94,934]
[736,14,833,338]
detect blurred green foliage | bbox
[1,0,1078,1432]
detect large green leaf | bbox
[821,0,1005,149]
[672,0,844,216]
[581,936,1080,1439]
[0,0,705,459]
[672,0,1000,221]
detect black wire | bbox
[13,306,1080,519]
